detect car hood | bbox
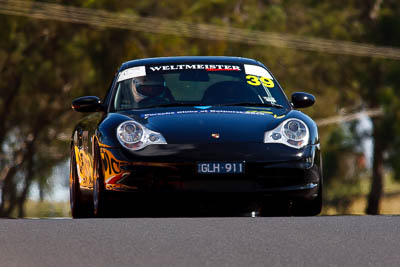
[122,106,289,144]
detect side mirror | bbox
[72,96,104,112]
[291,92,315,109]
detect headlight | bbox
[264,118,309,148]
[117,121,167,151]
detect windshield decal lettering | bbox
[141,109,285,119]
[206,65,241,71]
[149,64,241,72]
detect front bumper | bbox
[100,143,322,199]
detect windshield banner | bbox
[148,64,242,72]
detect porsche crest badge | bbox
[211,133,220,139]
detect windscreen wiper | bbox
[218,102,284,108]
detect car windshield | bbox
[112,63,290,110]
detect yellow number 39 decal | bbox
[260,77,274,88]
[246,75,274,88]
[246,75,260,86]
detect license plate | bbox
[197,162,244,174]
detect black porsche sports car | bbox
[70,56,322,217]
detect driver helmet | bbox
[131,75,166,103]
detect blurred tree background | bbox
[1,0,400,217]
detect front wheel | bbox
[93,143,110,217]
[291,185,322,216]
[70,148,92,218]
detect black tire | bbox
[70,148,92,218]
[93,143,110,217]
[291,185,322,216]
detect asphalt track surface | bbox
[1,216,399,267]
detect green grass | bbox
[323,172,400,215]
[19,200,71,218]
